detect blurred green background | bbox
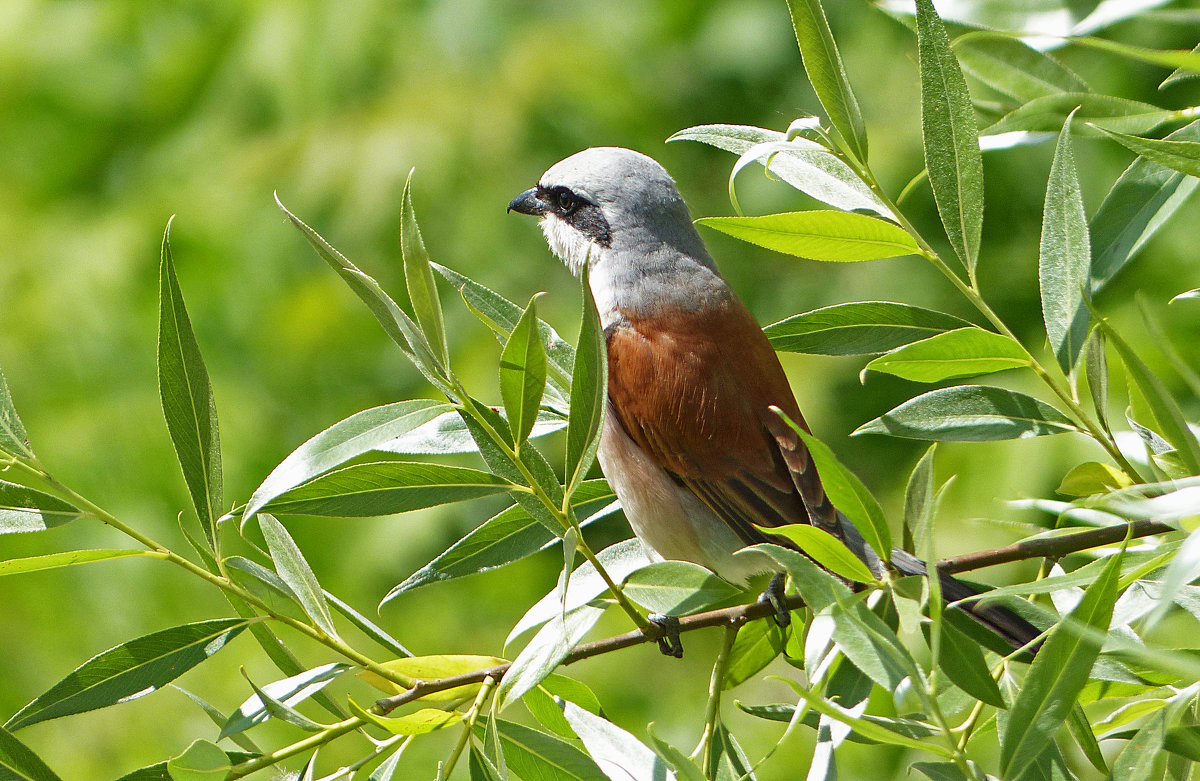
[1,1,1199,777]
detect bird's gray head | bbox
[508,147,715,275]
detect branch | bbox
[937,519,1173,574]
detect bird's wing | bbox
[605,296,843,546]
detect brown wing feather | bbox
[605,294,842,543]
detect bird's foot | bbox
[759,573,791,629]
[648,613,684,658]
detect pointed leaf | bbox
[500,294,548,447]
[0,366,33,460]
[565,265,607,498]
[562,702,676,781]
[498,605,605,709]
[477,717,607,781]
[917,0,985,272]
[1093,125,1200,178]
[902,445,937,555]
[243,400,452,520]
[236,670,323,733]
[764,301,971,355]
[219,662,349,739]
[953,32,1089,102]
[258,514,339,639]
[0,549,154,577]
[158,219,222,547]
[1067,36,1200,75]
[4,619,247,731]
[166,739,230,780]
[1084,328,1110,431]
[259,461,510,517]
[667,124,782,153]
[864,328,1029,382]
[854,385,1075,441]
[729,140,893,218]
[0,481,82,534]
[697,211,920,262]
[765,523,877,583]
[621,561,741,615]
[1056,462,1132,496]
[936,620,1006,708]
[786,0,868,161]
[0,725,63,781]
[400,171,449,366]
[359,655,507,700]
[983,93,1176,137]
[347,697,461,736]
[722,620,785,690]
[376,407,566,456]
[224,556,307,622]
[324,591,412,658]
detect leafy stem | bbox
[698,622,740,778]
[438,675,497,780]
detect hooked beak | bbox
[507,187,546,216]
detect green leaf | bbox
[1055,461,1132,496]
[565,264,606,498]
[500,293,548,448]
[324,591,412,658]
[1067,36,1200,76]
[562,702,675,781]
[1093,124,1200,178]
[916,0,984,273]
[157,219,222,548]
[243,400,452,521]
[728,139,893,218]
[936,620,1006,708]
[621,561,741,615]
[646,725,707,781]
[1000,546,1122,779]
[784,422,891,562]
[236,669,323,733]
[259,461,510,517]
[708,723,756,781]
[864,328,1029,382]
[696,211,920,262]
[953,32,1089,102]
[478,717,607,781]
[359,654,507,700]
[0,366,33,460]
[982,93,1176,137]
[1084,328,1109,432]
[0,481,82,534]
[1090,119,1200,291]
[381,480,616,601]
[224,556,307,622]
[667,123,781,153]
[1110,710,1168,780]
[764,301,971,355]
[258,514,339,639]
[765,523,876,583]
[347,697,461,736]
[4,619,247,731]
[0,549,153,577]
[1040,109,1091,374]
[1104,322,1200,474]
[166,739,230,780]
[902,445,937,555]
[523,673,604,738]
[854,385,1076,441]
[0,724,63,781]
[722,620,785,690]
[400,170,449,367]
[497,604,605,709]
[219,662,349,739]
[1162,42,1200,88]
[469,745,503,781]
[786,0,868,161]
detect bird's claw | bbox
[648,613,684,658]
[759,573,791,629]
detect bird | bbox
[508,147,1041,657]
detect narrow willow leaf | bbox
[854,385,1076,441]
[983,93,1176,137]
[524,674,605,739]
[347,697,461,736]
[708,723,756,781]
[0,481,82,534]
[765,523,876,583]
[764,301,971,355]
[469,744,503,781]
[1056,462,1132,496]
[1067,36,1200,75]
[381,480,616,601]
[497,604,605,709]
[621,561,741,615]
[220,663,349,739]
[1000,548,1122,779]
[562,702,675,781]
[258,514,339,640]
[646,725,707,781]
[166,740,231,780]
[916,0,984,272]
[433,263,575,398]
[477,717,607,781]
[1066,703,1108,776]
[786,0,868,161]
[667,123,781,152]
[500,293,548,448]
[260,461,510,517]
[4,619,247,731]
[722,620,785,690]
[1093,124,1200,177]
[243,399,452,521]
[0,366,33,460]
[1162,43,1200,88]
[864,328,1028,382]
[729,140,893,218]
[0,549,153,577]
[324,591,412,658]
[565,264,606,498]
[1084,328,1109,431]
[697,212,920,262]
[275,196,452,395]
[783,421,890,561]
[0,725,63,781]
[237,670,324,733]
[400,170,449,366]
[1091,119,1200,291]
[172,686,264,756]
[1041,110,1091,374]
[1105,323,1200,474]
[953,32,1089,102]
[936,620,1006,708]
[902,445,937,554]
[374,407,566,456]
[359,655,507,700]
[225,556,307,622]
[158,219,222,547]
[911,762,970,781]
[1109,709,1167,780]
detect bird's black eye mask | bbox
[540,185,613,247]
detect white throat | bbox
[540,214,594,275]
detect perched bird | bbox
[508,147,1040,656]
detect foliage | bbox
[2,1,1200,779]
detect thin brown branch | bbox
[937,519,1173,574]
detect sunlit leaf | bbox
[219,662,349,739]
[1056,461,1132,496]
[562,702,676,781]
[0,481,82,534]
[166,739,230,780]
[0,724,63,781]
[258,514,339,639]
[697,211,920,262]
[0,549,153,578]
[728,139,893,218]
[347,697,461,736]
[1092,124,1200,177]
[499,293,548,448]
[953,32,1089,102]
[863,328,1028,382]
[0,366,33,460]
[497,604,605,709]
[764,523,876,583]
[983,93,1176,137]
[902,445,937,555]
[4,619,247,731]
[157,219,222,547]
[565,264,607,498]
[854,385,1076,441]
[324,591,412,658]
[359,654,507,700]
[477,717,607,781]
[400,170,449,367]
[1109,710,1167,780]
[764,301,971,355]
[722,620,785,690]
[621,561,741,615]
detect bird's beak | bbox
[507,188,546,216]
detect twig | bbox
[937,519,1173,574]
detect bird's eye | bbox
[555,189,579,215]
